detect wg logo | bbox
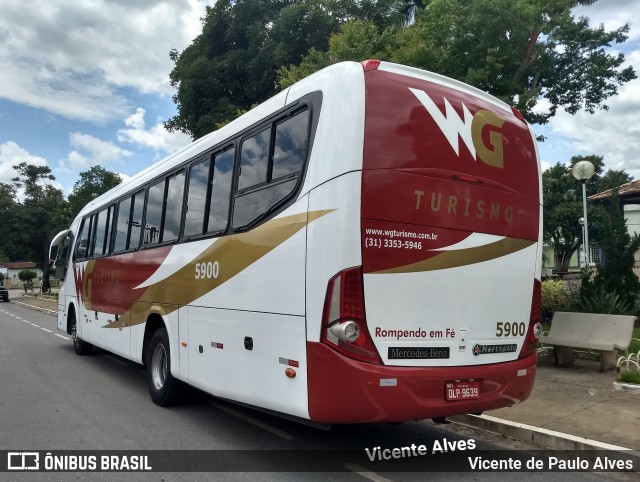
[409,87,506,168]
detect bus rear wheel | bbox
[147,328,182,406]
[71,313,93,356]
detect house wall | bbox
[624,204,640,278]
[3,268,44,289]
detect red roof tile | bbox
[588,179,640,202]
[0,262,38,269]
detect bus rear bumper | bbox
[307,341,536,424]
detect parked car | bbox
[0,284,8,302]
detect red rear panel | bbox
[361,63,540,367]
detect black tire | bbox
[71,313,93,356]
[147,328,182,406]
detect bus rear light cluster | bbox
[329,320,360,343]
[321,267,382,364]
[519,278,542,359]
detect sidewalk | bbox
[8,292,640,451]
[452,355,640,452]
[9,290,58,315]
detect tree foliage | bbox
[168,0,634,138]
[165,0,413,138]
[542,155,631,272]
[18,269,37,282]
[10,163,67,292]
[579,191,640,310]
[66,166,122,222]
[0,164,122,292]
[282,0,635,127]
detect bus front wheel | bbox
[71,313,93,356]
[147,328,182,406]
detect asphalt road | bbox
[0,301,632,482]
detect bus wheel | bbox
[71,313,93,356]
[147,328,181,406]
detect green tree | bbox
[596,169,633,193]
[280,0,635,127]
[66,166,122,221]
[580,191,640,310]
[0,183,24,261]
[11,162,68,293]
[165,0,411,138]
[542,155,621,272]
[18,269,37,282]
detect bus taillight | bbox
[519,279,542,359]
[321,267,382,364]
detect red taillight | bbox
[361,59,381,72]
[519,279,542,358]
[321,267,382,364]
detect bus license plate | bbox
[446,381,480,401]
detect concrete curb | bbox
[612,381,640,394]
[13,299,57,316]
[448,414,640,457]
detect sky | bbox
[0,0,639,200]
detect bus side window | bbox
[184,158,211,238]
[74,216,92,261]
[237,128,269,191]
[232,109,309,229]
[129,190,144,249]
[104,205,115,254]
[144,179,165,245]
[114,197,132,253]
[207,148,234,234]
[91,208,109,257]
[272,111,309,180]
[163,171,185,242]
[56,233,73,281]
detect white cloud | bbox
[0,141,65,200]
[540,159,552,173]
[546,72,640,176]
[572,0,640,44]
[61,133,132,170]
[0,0,212,122]
[0,141,49,183]
[541,2,640,176]
[117,107,192,153]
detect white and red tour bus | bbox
[50,60,542,425]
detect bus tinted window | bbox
[74,217,92,260]
[233,179,297,228]
[232,109,309,229]
[145,180,164,245]
[114,197,132,252]
[92,208,109,256]
[238,128,270,190]
[184,158,211,237]
[130,191,144,249]
[163,171,185,242]
[208,148,234,233]
[272,111,308,179]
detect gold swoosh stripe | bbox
[372,237,535,274]
[105,210,333,328]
